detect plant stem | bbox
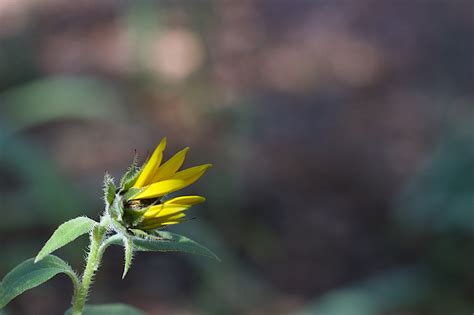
[71,220,107,315]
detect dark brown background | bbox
[0,1,473,314]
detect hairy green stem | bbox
[71,218,108,315]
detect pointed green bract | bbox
[109,194,124,221]
[65,303,145,315]
[35,217,97,263]
[103,174,116,206]
[129,228,156,239]
[123,187,143,201]
[109,231,220,262]
[122,236,134,279]
[120,159,141,191]
[0,255,79,309]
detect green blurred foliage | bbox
[396,121,474,234]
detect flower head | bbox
[106,137,211,234]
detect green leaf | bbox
[0,76,123,132]
[0,134,82,230]
[122,236,134,279]
[35,217,97,263]
[109,231,220,261]
[292,267,432,315]
[65,303,145,315]
[0,255,78,309]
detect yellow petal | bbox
[151,213,186,223]
[145,213,187,227]
[151,147,189,182]
[141,220,184,230]
[161,220,183,226]
[170,164,212,189]
[165,195,206,206]
[141,214,186,229]
[143,204,164,218]
[134,138,167,188]
[131,179,186,200]
[160,219,185,225]
[143,204,188,219]
[156,205,189,218]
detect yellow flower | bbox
[128,137,211,230]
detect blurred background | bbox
[0,0,473,314]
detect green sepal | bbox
[35,216,97,263]
[127,229,170,242]
[147,230,173,240]
[122,236,134,279]
[103,173,116,206]
[123,205,150,216]
[129,229,155,239]
[108,193,124,221]
[0,255,79,309]
[122,212,145,228]
[123,201,159,227]
[109,215,129,236]
[123,187,144,201]
[65,303,145,315]
[120,158,141,191]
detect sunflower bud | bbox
[103,137,211,238]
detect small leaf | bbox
[35,216,97,263]
[110,231,220,261]
[122,236,134,279]
[103,173,116,206]
[0,255,78,309]
[65,303,145,315]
